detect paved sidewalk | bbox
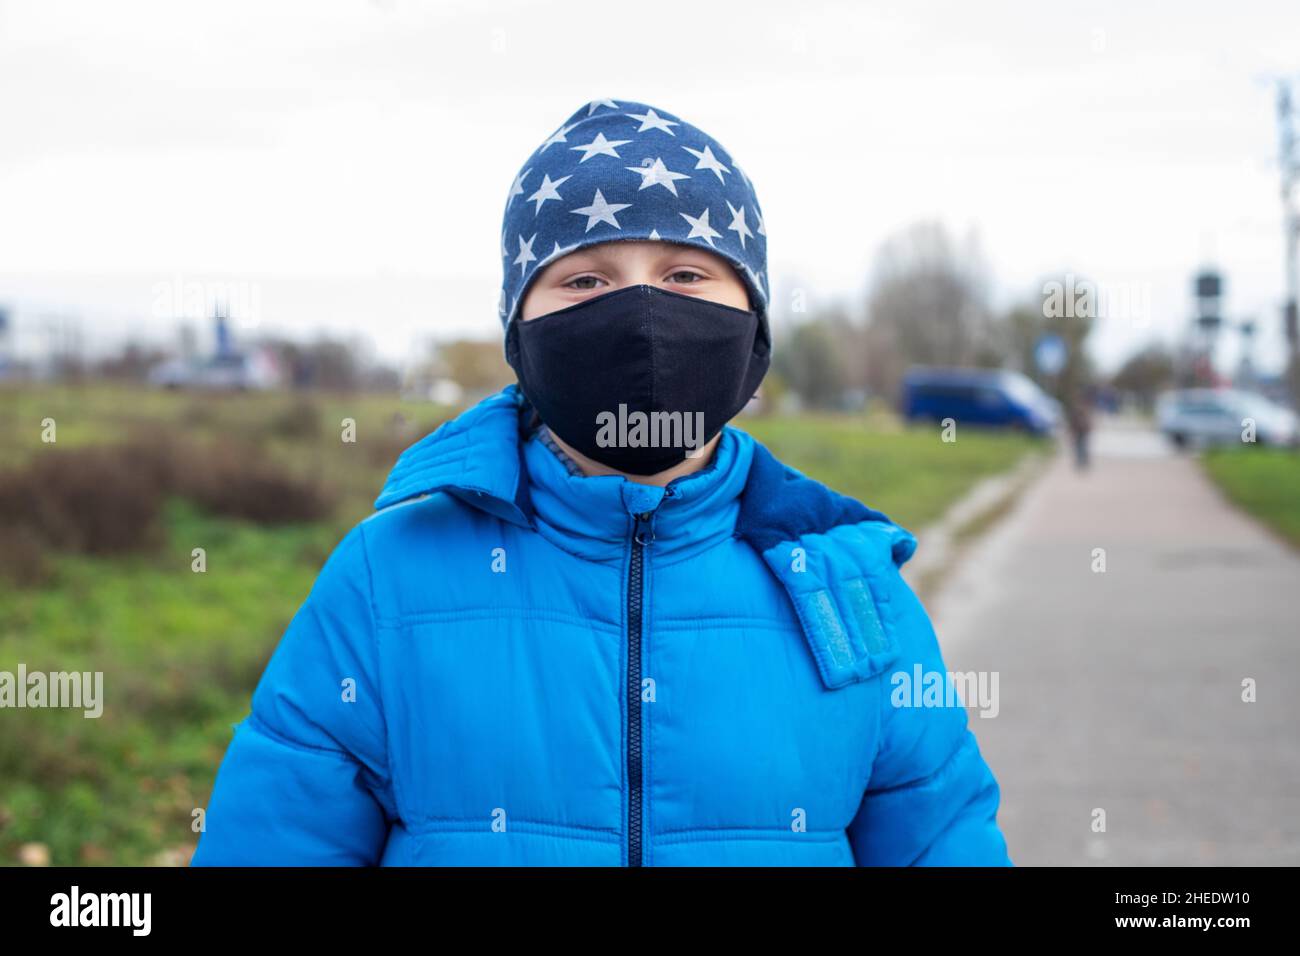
[925,420,1300,865]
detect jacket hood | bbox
[375,385,535,527]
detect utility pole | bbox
[1193,268,1223,387]
[1277,79,1300,404]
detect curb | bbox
[901,448,1052,599]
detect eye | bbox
[667,269,706,284]
[564,275,604,290]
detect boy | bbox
[192,99,1011,866]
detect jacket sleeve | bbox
[847,565,1012,866]
[191,523,394,865]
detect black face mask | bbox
[506,283,771,476]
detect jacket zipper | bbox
[626,509,654,867]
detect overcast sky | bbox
[2,0,1298,374]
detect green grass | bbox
[1202,446,1300,547]
[738,415,1045,531]
[0,502,338,865]
[0,386,1041,864]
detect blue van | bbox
[900,367,1060,435]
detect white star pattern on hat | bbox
[514,233,538,274]
[540,123,577,152]
[571,190,631,232]
[726,200,753,249]
[682,144,730,184]
[527,173,572,214]
[627,108,679,135]
[625,157,690,196]
[506,168,531,205]
[570,131,631,163]
[680,207,721,247]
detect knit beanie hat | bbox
[498,98,769,336]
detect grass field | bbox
[0,384,1042,865]
[1202,446,1300,548]
[736,413,1042,530]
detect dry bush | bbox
[0,442,166,556]
[0,430,338,585]
[265,398,323,441]
[177,436,335,523]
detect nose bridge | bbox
[609,275,660,300]
[605,243,670,292]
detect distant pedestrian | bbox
[1065,387,1093,470]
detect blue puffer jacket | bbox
[191,386,1011,866]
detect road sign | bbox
[1034,333,1067,376]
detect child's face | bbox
[520,240,751,320]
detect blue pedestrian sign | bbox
[1034,333,1067,376]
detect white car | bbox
[1156,388,1299,449]
[149,350,282,391]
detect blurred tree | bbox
[1111,343,1175,411]
[96,342,168,382]
[998,304,1044,378]
[753,367,787,414]
[435,339,515,399]
[264,336,368,391]
[863,221,994,406]
[773,307,857,409]
[306,338,360,391]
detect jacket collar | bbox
[522,416,754,563]
[373,385,755,563]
